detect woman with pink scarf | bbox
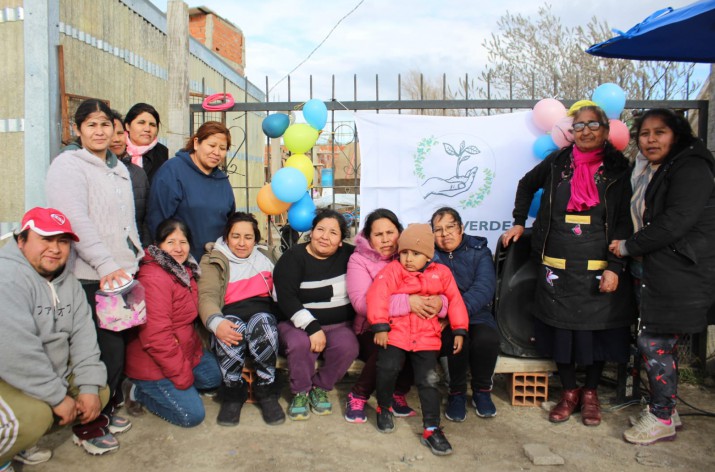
[123,103,168,183]
[502,105,634,427]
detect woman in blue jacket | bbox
[431,207,499,422]
[147,121,235,262]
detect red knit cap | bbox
[398,223,434,259]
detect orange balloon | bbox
[257,184,291,215]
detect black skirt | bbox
[534,317,631,365]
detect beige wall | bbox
[0,0,264,223]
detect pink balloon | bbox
[551,116,574,148]
[533,98,567,132]
[608,119,630,151]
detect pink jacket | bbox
[367,260,469,352]
[347,234,448,335]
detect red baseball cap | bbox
[20,207,80,242]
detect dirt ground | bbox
[19,368,715,472]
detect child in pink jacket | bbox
[367,223,469,456]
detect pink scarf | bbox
[567,147,603,212]
[125,134,159,167]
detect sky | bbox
[148,0,708,103]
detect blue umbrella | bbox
[586,0,715,63]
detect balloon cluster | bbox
[256,99,329,232]
[527,83,630,217]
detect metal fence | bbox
[188,73,710,242]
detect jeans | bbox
[132,350,222,427]
[376,346,441,429]
[440,324,500,393]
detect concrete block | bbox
[523,443,565,466]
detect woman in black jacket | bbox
[502,105,635,427]
[123,102,169,183]
[611,109,715,445]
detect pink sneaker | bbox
[344,392,368,423]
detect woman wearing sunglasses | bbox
[502,105,635,427]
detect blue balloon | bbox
[288,192,316,232]
[302,99,328,130]
[262,114,290,138]
[533,134,558,160]
[528,188,544,218]
[592,83,626,119]
[271,167,308,203]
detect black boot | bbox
[254,382,286,425]
[217,382,248,427]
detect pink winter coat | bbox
[367,260,469,352]
[125,248,203,389]
[346,234,396,334]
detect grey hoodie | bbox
[0,241,106,406]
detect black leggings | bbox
[637,332,679,419]
[440,324,500,393]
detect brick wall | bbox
[189,12,245,76]
[188,15,206,43]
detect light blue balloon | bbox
[528,188,544,218]
[262,114,290,138]
[288,192,316,232]
[271,167,308,203]
[533,134,558,160]
[302,99,328,130]
[592,83,626,119]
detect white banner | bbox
[355,111,541,252]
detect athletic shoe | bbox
[472,391,497,418]
[376,406,395,433]
[623,410,676,445]
[444,393,467,422]
[72,432,120,455]
[420,427,453,456]
[0,461,15,472]
[13,445,52,465]
[308,387,332,415]
[629,406,682,430]
[391,392,417,417]
[287,392,310,421]
[344,392,368,423]
[108,415,132,434]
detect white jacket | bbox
[46,147,142,280]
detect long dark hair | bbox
[222,212,261,242]
[154,218,193,247]
[633,108,695,160]
[361,208,403,239]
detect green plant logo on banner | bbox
[413,135,495,209]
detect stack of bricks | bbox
[509,372,548,406]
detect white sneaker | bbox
[623,410,676,445]
[13,445,52,465]
[629,406,682,430]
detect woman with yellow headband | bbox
[502,105,635,427]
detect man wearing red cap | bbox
[0,208,112,471]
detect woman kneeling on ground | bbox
[273,209,359,420]
[198,212,285,426]
[123,219,222,427]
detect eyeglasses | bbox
[433,223,459,237]
[571,121,605,133]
